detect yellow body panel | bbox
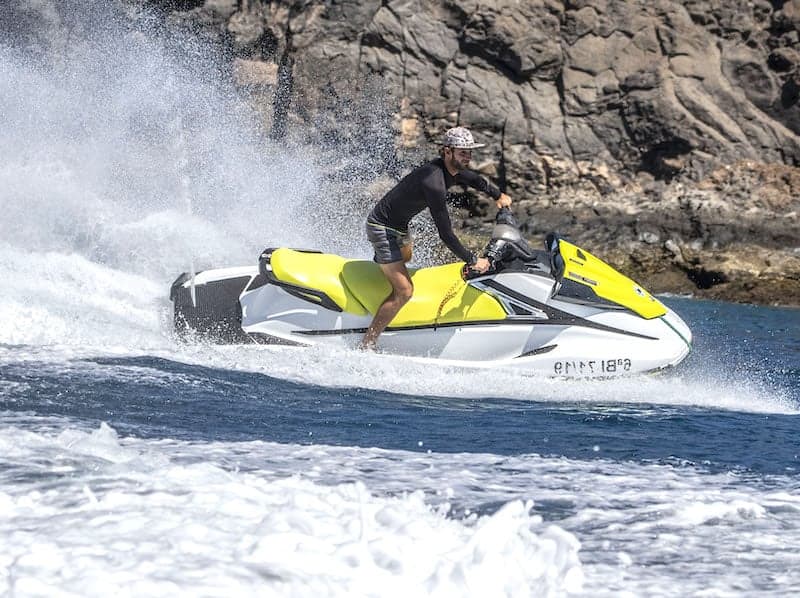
[343,261,506,327]
[270,249,506,326]
[559,240,667,319]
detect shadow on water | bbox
[1,353,798,476]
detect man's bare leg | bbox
[360,258,413,350]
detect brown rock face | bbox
[200,0,800,304]
[9,0,800,304]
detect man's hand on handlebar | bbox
[495,193,512,209]
[472,257,491,273]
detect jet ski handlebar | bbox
[463,207,564,280]
[483,207,536,263]
[462,207,538,279]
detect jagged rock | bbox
[7,0,800,305]
[460,1,563,80]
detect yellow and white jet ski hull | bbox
[172,242,692,378]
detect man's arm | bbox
[455,170,512,209]
[422,171,476,264]
[429,204,476,264]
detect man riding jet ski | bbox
[171,213,693,378]
[361,126,512,350]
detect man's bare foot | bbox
[358,340,377,352]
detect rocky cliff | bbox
[9,0,800,304]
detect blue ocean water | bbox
[5,298,797,474]
[2,297,799,596]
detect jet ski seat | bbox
[340,260,505,326]
[268,248,369,315]
[269,248,505,327]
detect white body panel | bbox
[225,269,693,378]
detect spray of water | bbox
[0,1,356,284]
[0,1,392,351]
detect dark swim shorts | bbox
[365,220,413,264]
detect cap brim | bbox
[439,142,486,149]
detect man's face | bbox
[445,147,472,171]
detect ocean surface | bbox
[2,5,800,596]
[2,295,799,597]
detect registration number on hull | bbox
[553,358,632,376]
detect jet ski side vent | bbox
[555,278,626,310]
[510,303,534,316]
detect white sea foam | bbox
[164,433,800,596]
[0,339,796,416]
[2,422,800,597]
[0,244,165,347]
[0,423,583,597]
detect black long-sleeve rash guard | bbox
[368,157,501,263]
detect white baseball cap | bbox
[439,126,485,149]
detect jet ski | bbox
[170,209,692,377]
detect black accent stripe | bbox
[517,344,557,358]
[257,279,657,341]
[293,319,514,336]
[246,332,306,346]
[482,280,658,340]
[292,314,656,339]
[270,280,343,312]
